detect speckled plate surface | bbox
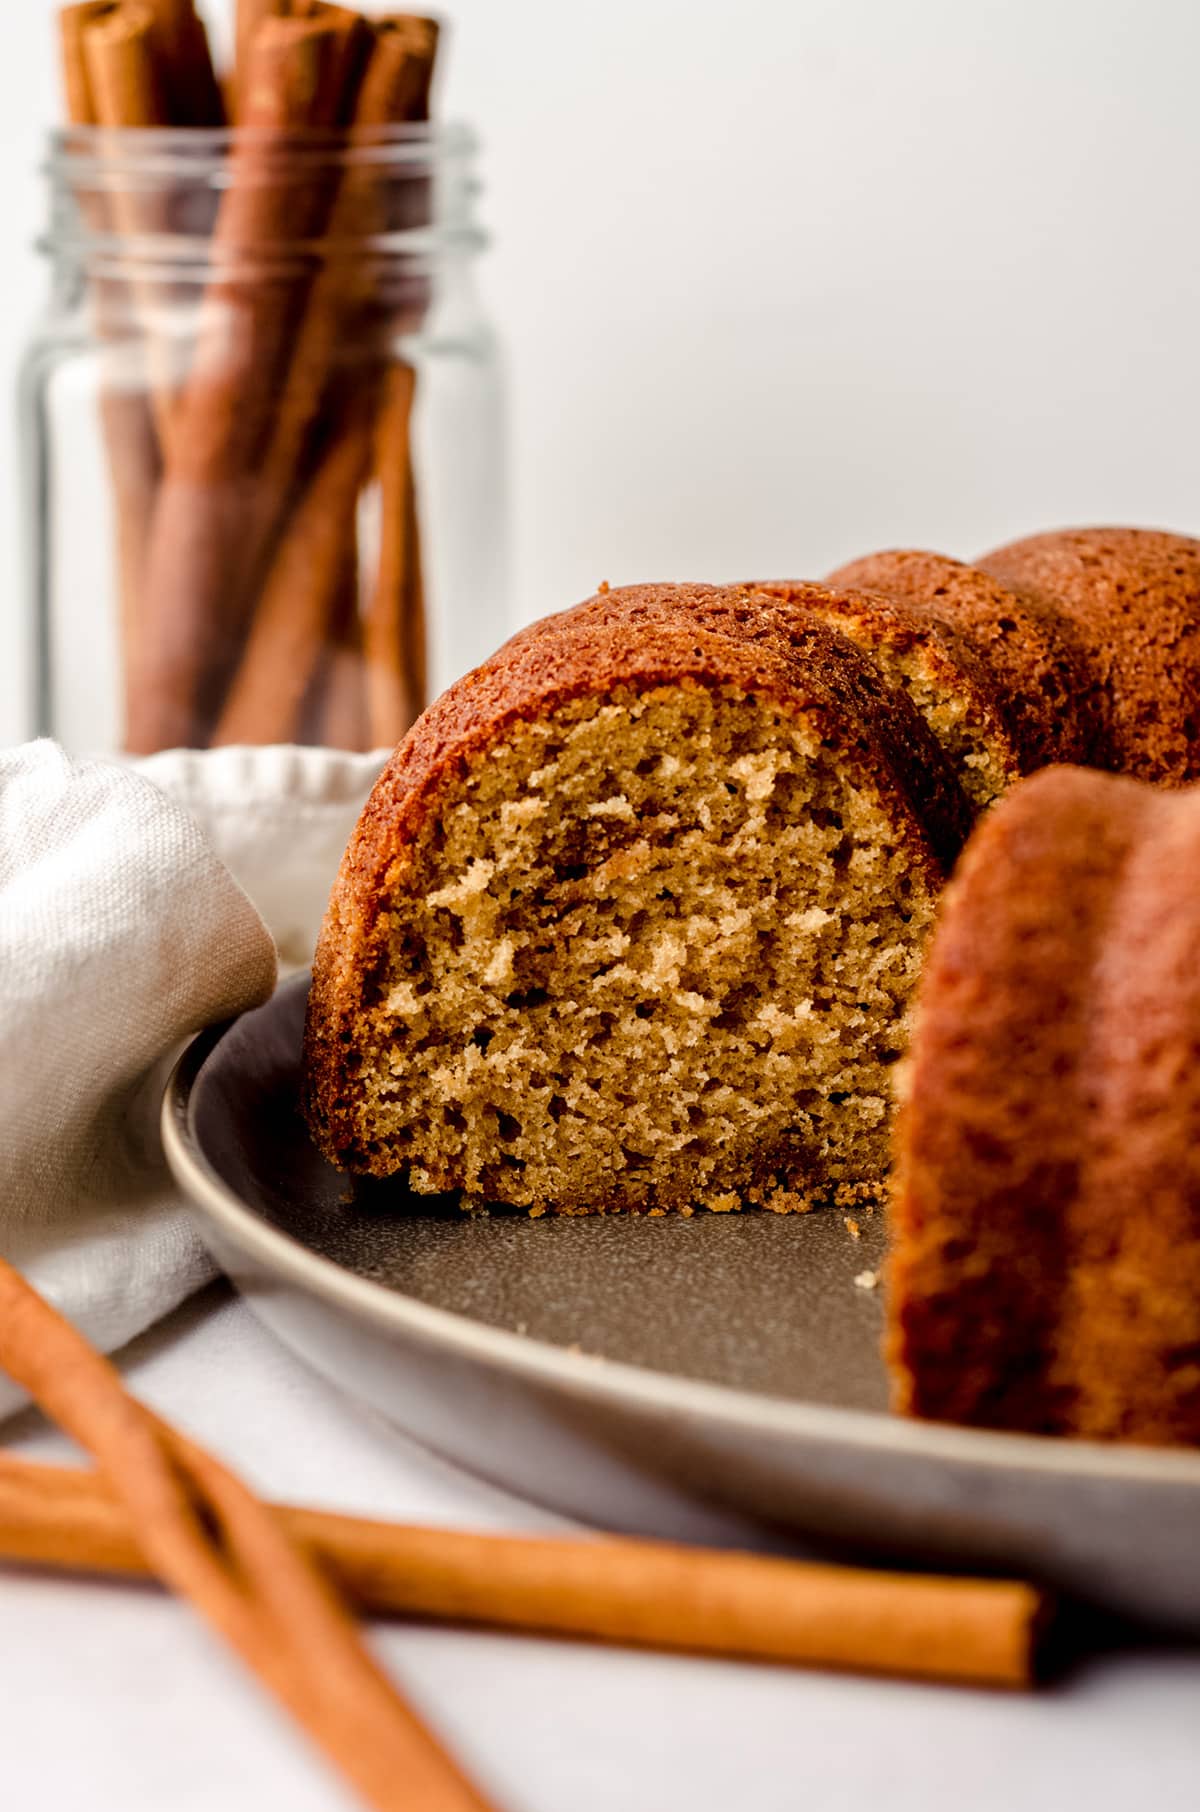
[165,972,1200,1632]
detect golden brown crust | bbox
[890,766,1200,1444]
[304,581,972,1169]
[825,550,1104,774]
[977,526,1200,785]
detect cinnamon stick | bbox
[0,1453,1047,1689]
[366,357,423,739]
[143,0,225,126]
[315,569,372,748]
[59,4,166,702]
[301,499,371,749]
[0,1258,496,1812]
[127,10,370,752]
[60,2,115,123]
[215,13,439,748]
[265,13,440,488]
[401,455,428,706]
[102,395,163,672]
[362,14,439,746]
[83,1,169,127]
[81,3,187,460]
[234,0,292,120]
[78,1,223,130]
[212,396,374,745]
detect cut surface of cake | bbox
[889,765,1200,1446]
[304,582,970,1214]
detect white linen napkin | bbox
[140,742,386,968]
[0,739,385,1418]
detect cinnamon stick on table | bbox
[0,1452,1048,1690]
[126,10,371,753]
[0,1257,496,1812]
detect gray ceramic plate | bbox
[164,973,1200,1633]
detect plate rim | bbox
[163,973,1200,1492]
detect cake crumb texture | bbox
[304,582,963,1214]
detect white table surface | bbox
[3,1282,1199,1812]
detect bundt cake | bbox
[977,527,1200,785]
[303,581,970,1214]
[888,765,1200,1445]
[305,524,1200,1260]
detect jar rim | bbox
[40,119,485,271]
[47,119,478,178]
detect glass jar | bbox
[22,121,508,755]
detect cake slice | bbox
[304,582,969,1214]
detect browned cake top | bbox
[977,526,1200,785]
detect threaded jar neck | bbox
[40,122,485,285]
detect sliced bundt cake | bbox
[977,526,1200,785]
[304,582,970,1214]
[889,766,1200,1446]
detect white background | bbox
[2,8,1200,1805]
[1,0,1199,740]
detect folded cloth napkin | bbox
[141,742,386,967]
[0,739,385,1418]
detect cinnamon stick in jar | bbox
[60,2,115,123]
[58,4,167,695]
[365,357,423,740]
[142,0,225,126]
[126,10,370,753]
[233,0,292,119]
[362,13,440,748]
[315,563,372,749]
[213,393,374,745]
[82,4,168,128]
[80,4,186,453]
[214,12,439,749]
